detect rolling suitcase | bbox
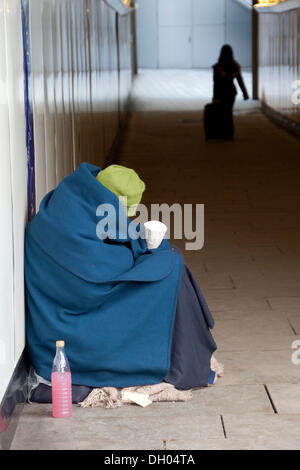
[204,102,234,140]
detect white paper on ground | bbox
[121,390,152,407]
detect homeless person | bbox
[25,163,221,403]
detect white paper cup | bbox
[144,221,168,250]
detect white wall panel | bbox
[226,0,250,23]
[118,12,133,124]
[71,0,82,166]
[159,27,192,69]
[89,0,105,164]
[259,8,300,125]
[69,0,80,169]
[192,0,225,25]
[158,0,192,27]
[226,21,252,67]
[4,0,27,364]
[107,6,118,154]
[136,0,158,69]
[60,0,74,176]
[51,0,65,183]
[0,0,15,403]
[100,1,110,156]
[226,0,252,67]
[41,0,57,191]
[158,0,192,68]
[77,0,89,164]
[30,0,47,208]
[0,0,27,403]
[192,25,225,68]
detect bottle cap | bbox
[56,340,65,347]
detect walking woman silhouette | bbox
[213,44,249,109]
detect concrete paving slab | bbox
[287,314,300,335]
[223,413,300,449]
[214,334,300,352]
[212,308,284,320]
[213,314,294,337]
[268,296,300,312]
[215,350,300,385]
[10,403,224,450]
[192,384,273,415]
[267,383,300,414]
[166,436,300,450]
[205,290,271,312]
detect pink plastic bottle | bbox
[51,340,72,418]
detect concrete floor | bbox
[10,70,300,450]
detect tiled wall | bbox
[259,6,300,125]
[30,0,134,210]
[0,0,134,405]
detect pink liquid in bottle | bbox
[51,371,72,418]
[51,340,72,418]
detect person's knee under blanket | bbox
[25,163,223,402]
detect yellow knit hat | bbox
[96,165,146,216]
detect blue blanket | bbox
[25,163,182,388]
